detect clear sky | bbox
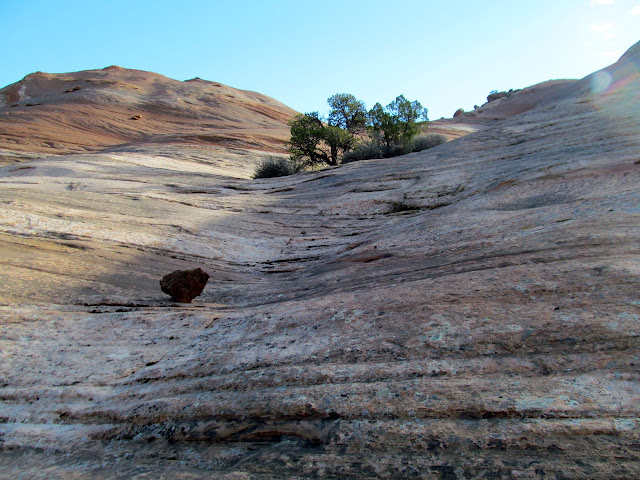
[1,0,638,119]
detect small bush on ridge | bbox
[252,157,301,179]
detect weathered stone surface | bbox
[0,41,639,478]
[160,267,210,302]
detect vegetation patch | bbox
[253,93,445,178]
[253,157,303,179]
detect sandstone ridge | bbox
[1,41,639,478]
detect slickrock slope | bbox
[429,79,578,140]
[0,66,296,161]
[1,42,640,478]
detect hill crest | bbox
[0,66,297,160]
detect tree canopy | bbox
[288,112,355,166]
[287,93,431,168]
[288,112,327,166]
[369,95,428,147]
[327,93,368,134]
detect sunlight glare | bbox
[591,70,613,92]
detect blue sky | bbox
[1,0,638,119]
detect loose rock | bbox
[159,268,210,303]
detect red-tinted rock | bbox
[160,268,209,303]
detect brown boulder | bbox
[159,268,209,303]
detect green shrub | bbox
[341,141,385,163]
[252,157,300,179]
[341,134,446,164]
[411,134,447,152]
[342,141,409,163]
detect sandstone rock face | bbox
[160,268,210,302]
[0,42,639,478]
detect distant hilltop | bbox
[1,39,639,160]
[0,66,298,157]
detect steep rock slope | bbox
[0,66,296,161]
[429,79,578,140]
[1,42,640,478]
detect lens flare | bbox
[586,47,640,121]
[591,70,612,93]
